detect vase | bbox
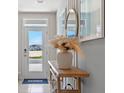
[57,51,72,69]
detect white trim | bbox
[24,24,48,27]
[80,34,103,42]
[23,18,48,21]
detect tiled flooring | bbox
[18,81,50,93]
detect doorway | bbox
[22,19,48,79]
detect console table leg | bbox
[57,77,61,93]
[77,78,81,93]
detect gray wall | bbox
[78,39,105,93]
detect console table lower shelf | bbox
[48,60,89,93]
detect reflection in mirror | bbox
[80,0,104,41]
[67,11,76,37]
[58,10,65,35]
[65,9,79,38]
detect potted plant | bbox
[49,35,84,69]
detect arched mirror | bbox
[65,8,79,38]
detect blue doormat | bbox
[22,79,48,84]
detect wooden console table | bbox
[48,60,89,93]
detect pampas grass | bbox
[49,35,85,58]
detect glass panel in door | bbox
[28,31,43,72]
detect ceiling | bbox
[18,0,65,12]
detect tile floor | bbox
[18,81,50,93]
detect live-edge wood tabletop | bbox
[48,60,89,78]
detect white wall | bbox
[78,39,105,93]
[18,12,56,80]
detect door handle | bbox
[24,48,27,53]
[24,48,27,56]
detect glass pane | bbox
[28,31,43,72]
[59,10,76,37]
[67,13,76,37]
[80,0,102,38]
[59,11,65,35]
[67,27,76,37]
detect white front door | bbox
[22,19,48,79]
